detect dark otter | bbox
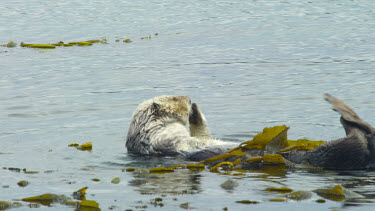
[290,94,375,170]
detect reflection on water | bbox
[130,170,203,195]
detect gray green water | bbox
[1,0,375,210]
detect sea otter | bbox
[125,96,236,159]
[286,94,375,170]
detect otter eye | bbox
[152,102,160,110]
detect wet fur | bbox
[291,94,375,170]
[126,96,236,158]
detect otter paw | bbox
[189,103,205,125]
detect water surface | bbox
[1,0,375,210]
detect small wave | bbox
[8,113,36,118]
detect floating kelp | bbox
[73,187,88,200]
[179,202,190,209]
[78,142,93,151]
[52,41,64,46]
[233,125,288,151]
[316,199,326,203]
[20,42,32,47]
[29,44,56,49]
[149,167,174,173]
[201,126,289,167]
[167,164,186,169]
[200,150,246,165]
[4,34,163,51]
[244,156,263,163]
[269,198,287,202]
[196,125,330,173]
[150,198,164,207]
[265,187,293,193]
[18,39,106,49]
[68,42,92,46]
[69,142,93,151]
[87,40,101,43]
[263,154,285,165]
[22,193,70,206]
[24,171,39,174]
[133,125,325,176]
[0,41,17,48]
[18,189,100,210]
[210,161,234,172]
[154,198,162,202]
[7,167,21,172]
[111,177,120,184]
[68,143,79,147]
[240,154,287,170]
[78,200,100,211]
[186,163,204,170]
[281,139,325,152]
[235,200,260,204]
[20,43,56,49]
[17,180,29,187]
[123,168,135,172]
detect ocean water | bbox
[1,0,375,210]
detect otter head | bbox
[126,95,191,155]
[151,95,192,124]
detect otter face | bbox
[152,96,191,124]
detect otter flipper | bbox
[299,94,375,170]
[189,103,211,139]
[324,93,375,135]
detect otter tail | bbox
[324,93,375,135]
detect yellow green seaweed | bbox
[123,168,135,172]
[262,154,285,164]
[281,139,325,152]
[22,193,69,206]
[265,187,293,193]
[210,161,233,172]
[186,163,205,170]
[17,180,29,187]
[233,125,288,151]
[0,41,17,48]
[28,44,56,49]
[79,200,100,210]
[269,198,287,202]
[111,177,120,184]
[149,167,174,173]
[235,200,259,204]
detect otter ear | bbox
[152,102,160,111]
